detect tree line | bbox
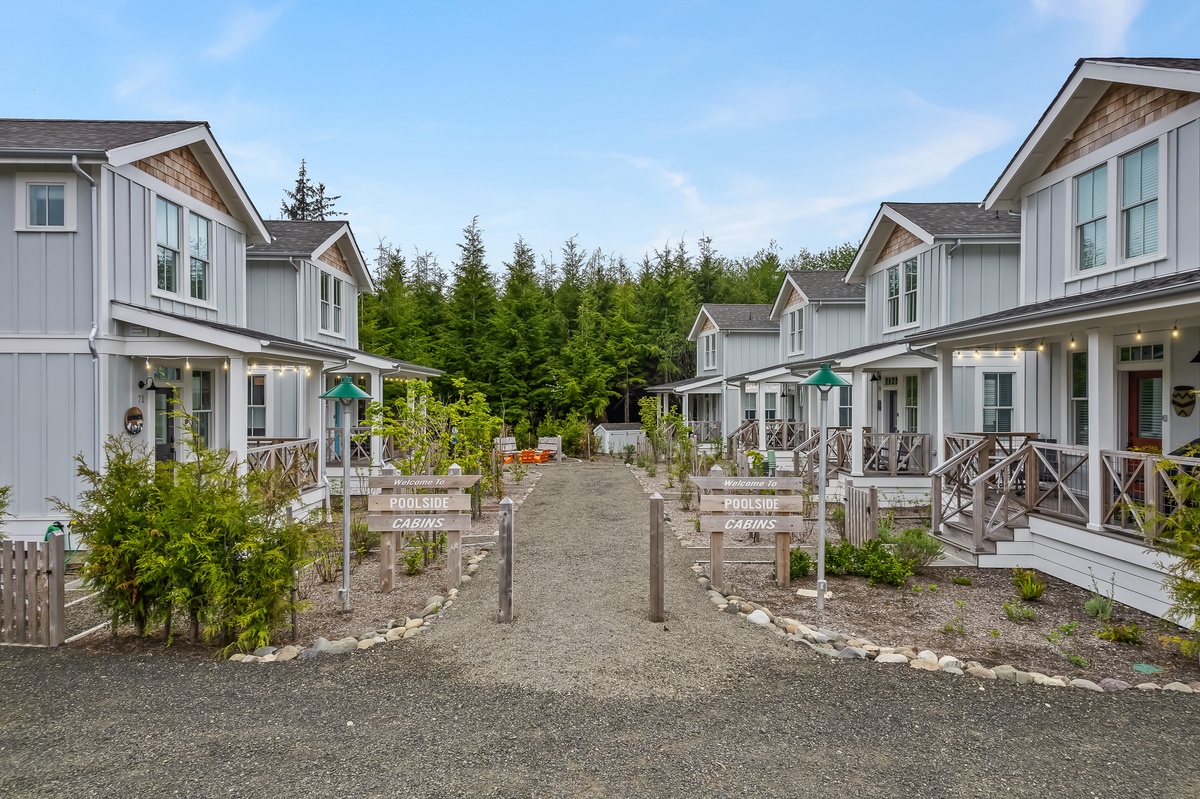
[359,217,855,433]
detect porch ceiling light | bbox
[1037,340,1045,352]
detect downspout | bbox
[72,156,100,470]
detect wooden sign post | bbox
[367,465,481,592]
[498,496,514,623]
[692,467,807,591]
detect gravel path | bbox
[3,460,1199,798]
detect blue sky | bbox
[6,1,1200,271]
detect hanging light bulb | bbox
[1135,325,1143,341]
[973,348,981,358]
[1037,340,1045,352]
[223,360,229,370]
[993,344,1000,355]
[1173,321,1180,338]
[185,357,191,369]
[1069,335,1076,349]
[145,358,152,370]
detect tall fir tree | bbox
[489,238,552,426]
[440,218,498,396]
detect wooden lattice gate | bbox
[1,533,66,647]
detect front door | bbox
[154,386,178,462]
[886,390,899,433]
[1127,370,1163,450]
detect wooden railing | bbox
[1100,449,1200,540]
[325,426,399,465]
[247,437,320,490]
[727,419,757,452]
[930,436,991,543]
[765,419,807,449]
[863,432,931,476]
[1027,441,1089,522]
[687,419,722,444]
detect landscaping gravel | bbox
[2,459,1200,797]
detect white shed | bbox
[595,423,645,454]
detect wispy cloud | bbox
[1029,0,1146,52]
[204,4,289,61]
[692,80,822,132]
[113,59,173,101]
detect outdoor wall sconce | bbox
[869,372,880,383]
[138,377,157,391]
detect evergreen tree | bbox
[280,160,343,221]
[553,293,617,420]
[440,218,497,396]
[489,237,552,426]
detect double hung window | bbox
[189,212,210,301]
[321,272,344,335]
[1071,352,1088,445]
[1122,141,1158,259]
[701,334,716,370]
[786,309,803,354]
[886,259,917,327]
[982,373,1014,433]
[156,197,211,302]
[247,375,266,437]
[157,197,181,293]
[904,375,919,433]
[192,371,213,447]
[1075,164,1108,271]
[838,386,852,427]
[744,392,756,421]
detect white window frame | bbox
[320,270,346,337]
[188,211,211,302]
[151,193,217,308]
[1071,350,1088,446]
[701,333,716,370]
[16,172,78,232]
[247,374,267,438]
[764,392,777,421]
[837,386,852,428]
[191,369,214,447]
[977,368,1020,434]
[1121,140,1159,261]
[885,258,918,330]
[903,375,919,434]
[744,391,756,421]
[786,308,803,355]
[1066,133,1168,281]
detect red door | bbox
[1127,370,1163,451]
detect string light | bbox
[1069,335,1076,349]
[973,348,981,358]
[993,344,1000,355]
[1037,340,1045,352]
[145,358,151,370]
[1173,322,1180,338]
[1135,325,1143,341]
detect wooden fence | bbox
[1,533,66,647]
[843,480,879,546]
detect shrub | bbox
[1085,572,1115,621]
[822,538,912,587]
[1012,567,1047,601]
[350,519,377,562]
[645,461,657,478]
[1003,599,1037,623]
[881,525,943,569]
[309,528,342,584]
[952,576,973,586]
[1097,623,1143,644]
[403,546,424,575]
[622,444,636,465]
[790,548,812,580]
[0,484,10,541]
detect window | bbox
[156,197,181,293]
[1120,344,1164,362]
[764,393,777,421]
[248,375,266,438]
[321,272,345,335]
[1138,376,1163,439]
[189,212,210,301]
[838,386,852,427]
[192,370,213,447]
[701,334,716,370]
[744,392,756,421]
[786,309,803,354]
[982,372,1014,433]
[16,173,77,231]
[1076,163,1108,270]
[904,375,919,433]
[1071,352,1088,445]
[886,258,917,327]
[1122,141,1158,259]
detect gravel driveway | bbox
[2,459,1199,798]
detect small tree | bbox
[280,159,344,221]
[1143,461,1200,634]
[0,484,11,540]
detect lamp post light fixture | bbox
[320,375,372,612]
[799,362,850,611]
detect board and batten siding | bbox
[246,260,299,340]
[1022,116,1200,305]
[0,168,93,336]
[721,330,777,378]
[806,303,863,361]
[0,353,94,522]
[107,170,245,326]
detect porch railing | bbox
[687,420,722,444]
[765,419,807,449]
[246,437,320,490]
[863,432,931,476]
[1100,449,1200,541]
[325,426,398,465]
[727,419,757,452]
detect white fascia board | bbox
[674,375,726,393]
[111,303,265,353]
[107,126,270,244]
[769,273,806,320]
[845,206,933,283]
[837,343,910,369]
[312,225,375,292]
[687,308,717,341]
[733,365,792,384]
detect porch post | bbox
[756,382,767,451]
[1086,328,1115,531]
[936,346,953,464]
[681,393,689,423]
[850,367,866,477]
[310,367,326,487]
[228,355,247,471]
[370,371,384,468]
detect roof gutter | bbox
[72,155,100,471]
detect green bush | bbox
[1012,567,1047,601]
[1097,623,1142,644]
[0,483,11,541]
[951,576,973,586]
[1003,599,1037,623]
[403,546,424,575]
[1084,592,1114,622]
[822,538,912,587]
[881,525,943,569]
[790,548,812,580]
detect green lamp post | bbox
[799,362,850,611]
[320,375,372,612]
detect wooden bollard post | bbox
[776,483,792,590]
[498,496,514,623]
[447,463,464,590]
[47,531,65,647]
[709,464,724,591]
[649,492,665,622]
[379,465,396,593]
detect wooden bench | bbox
[494,436,518,464]
[536,436,563,463]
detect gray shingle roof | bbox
[596,422,643,431]
[908,268,1200,342]
[0,119,202,152]
[1087,57,1200,72]
[886,202,1021,236]
[703,304,778,331]
[250,221,349,256]
[786,342,894,371]
[786,270,864,300]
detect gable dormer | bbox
[687,304,776,378]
